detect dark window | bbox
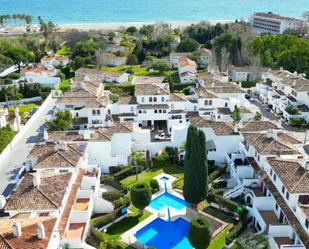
[161,97,164,102]
[286,192,289,200]
[205,100,208,105]
[138,110,142,114]
[92,109,96,115]
[305,219,309,229]
[209,100,213,105]
[159,110,162,113]
[273,174,277,182]
[163,110,166,113]
[275,203,279,211]
[97,110,100,115]
[154,97,157,102]
[154,110,158,113]
[270,169,273,176]
[282,185,285,194]
[149,97,153,102]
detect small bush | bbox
[91,213,115,228]
[109,165,125,174]
[102,191,124,202]
[113,166,143,181]
[150,179,159,190]
[101,175,126,192]
[226,221,243,245]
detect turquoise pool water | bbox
[150,192,187,211]
[135,218,192,249]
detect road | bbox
[0,97,56,197]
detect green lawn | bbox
[121,163,184,188]
[8,103,38,114]
[0,126,16,153]
[105,205,151,248]
[208,224,233,249]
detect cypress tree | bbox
[183,125,208,206]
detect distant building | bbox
[250,12,303,34]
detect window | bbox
[154,97,157,102]
[270,169,273,176]
[159,110,162,113]
[273,174,277,182]
[305,219,309,229]
[257,155,260,161]
[92,109,96,115]
[154,110,158,113]
[163,110,166,113]
[96,110,100,115]
[209,100,213,105]
[161,97,164,102]
[286,192,289,200]
[194,106,197,111]
[142,97,145,102]
[149,97,153,102]
[205,100,209,105]
[138,110,142,114]
[75,113,79,117]
[275,203,279,211]
[130,107,134,112]
[143,110,146,114]
[171,104,174,109]
[282,185,285,194]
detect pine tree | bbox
[183,125,208,206]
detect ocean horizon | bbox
[0,0,308,24]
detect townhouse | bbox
[178,57,197,83]
[56,76,110,128]
[224,122,309,249]
[253,68,309,123]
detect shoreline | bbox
[57,20,234,31]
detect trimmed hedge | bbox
[209,165,227,182]
[226,221,243,245]
[213,180,227,189]
[211,194,238,213]
[92,213,115,229]
[109,165,125,174]
[172,82,195,92]
[113,166,143,181]
[102,191,124,202]
[101,175,126,192]
[150,179,159,190]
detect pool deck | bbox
[120,173,229,248]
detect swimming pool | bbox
[135,218,192,249]
[149,192,187,211]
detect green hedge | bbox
[240,80,257,88]
[113,166,143,181]
[104,84,135,96]
[102,191,124,202]
[101,175,127,192]
[209,165,227,182]
[109,165,125,174]
[226,221,243,245]
[92,213,115,229]
[172,82,195,92]
[212,194,238,213]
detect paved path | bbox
[0,97,56,197]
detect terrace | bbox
[74,198,90,211]
[64,223,86,240]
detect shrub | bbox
[211,193,238,213]
[130,183,151,215]
[208,165,227,182]
[290,117,305,128]
[226,221,243,245]
[150,179,159,190]
[102,191,124,202]
[113,166,143,181]
[153,153,171,168]
[91,213,115,229]
[188,217,212,249]
[101,175,126,192]
[109,165,125,174]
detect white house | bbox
[41,55,69,68]
[178,57,197,84]
[75,67,129,83]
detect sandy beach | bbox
[57,20,234,32]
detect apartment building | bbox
[250,12,303,34]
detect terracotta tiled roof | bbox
[0,217,56,249]
[240,121,278,132]
[135,83,170,96]
[195,87,218,99]
[178,57,197,67]
[242,133,299,155]
[248,157,309,248]
[133,76,165,85]
[5,173,72,211]
[268,159,309,193]
[207,85,245,94]
[117,96,137,105]
[277,132,302,145]
[169,93,188,102]
[29,143,85,169]
[58,169,84,237]
[191,117,235,136]
[75,67,125,78]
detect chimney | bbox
[43,130,48,141]
[292,80,297,87]
[83,130,91,140]
[33,173,41,187]
[266,129,277,140]
[37,223,45,240]
[12,222,22,237]
[84,75,90,82]
[0,195,6,210]
[233,123,240,133]
[301,159,309,170]
[55,141,67,152]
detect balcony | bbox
[64,223,86,240]
[74,198,90,211]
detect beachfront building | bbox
[18,64,61,87]
[75,67,129,83]
[41,55,70,69]
[250,12,303,34]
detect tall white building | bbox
[250,12,303,34]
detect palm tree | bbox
[131,150,145,181]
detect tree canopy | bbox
[188,216,212,249]
[47,110,74,131]
[177,37,199,52]
[183,125,208,205]
[130,183,151,215]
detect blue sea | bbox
[0,0,308,24]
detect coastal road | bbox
[0,97,57,197]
